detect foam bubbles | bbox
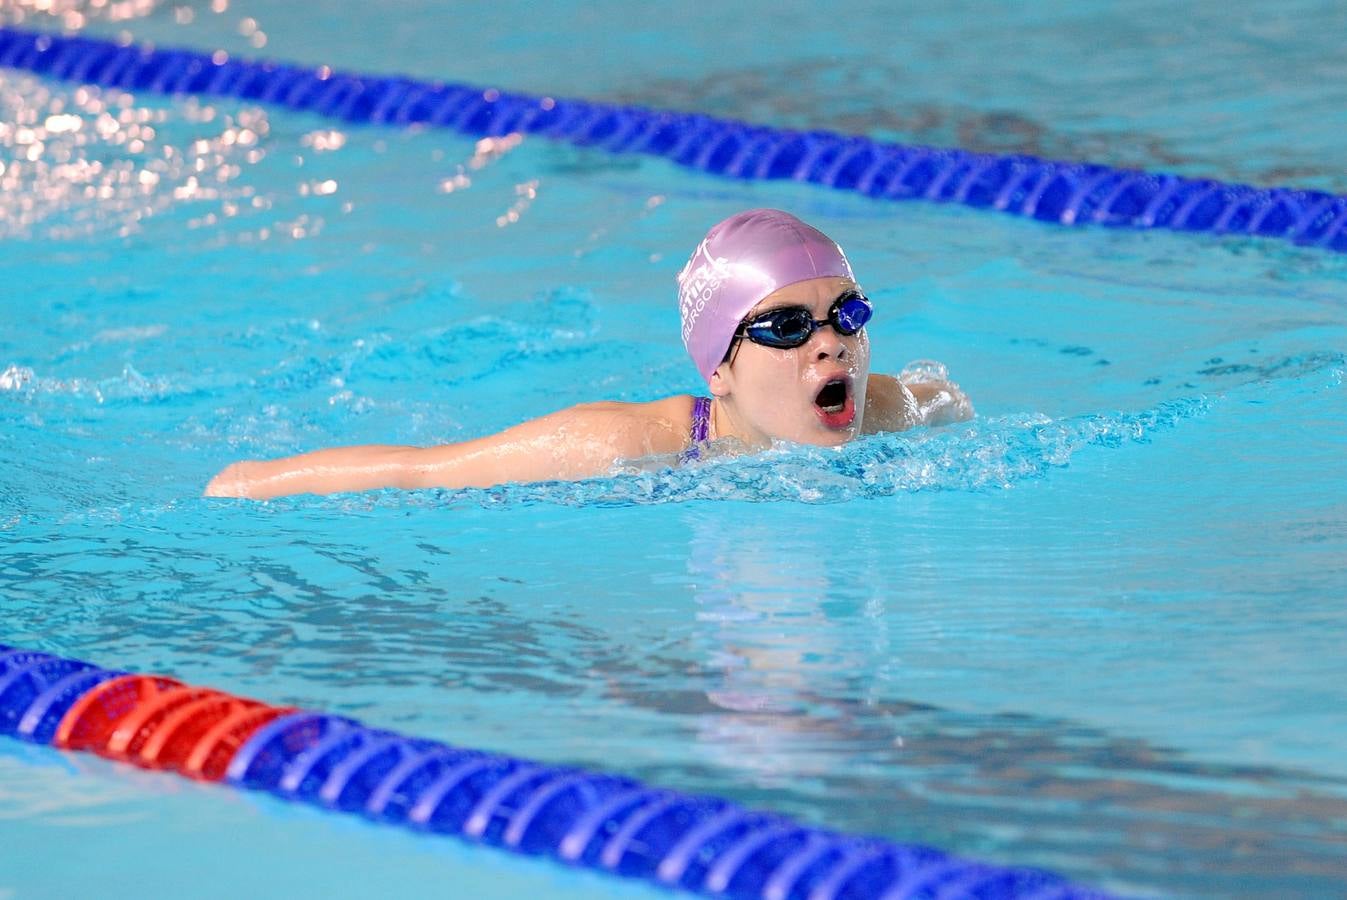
[416,397,1214,510]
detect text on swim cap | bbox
[677,238,734,348]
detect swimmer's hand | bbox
[203,400,689,500]
[204,460,263,498]
[905,379,974,427]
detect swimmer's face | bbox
[709,276,870,447]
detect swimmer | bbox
[205,209,972,499]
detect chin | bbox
[815,428,857,447]
[792,422,859,447]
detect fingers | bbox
[203,461,253,498]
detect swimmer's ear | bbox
[707,363,732,398]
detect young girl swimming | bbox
[205,209,972,499]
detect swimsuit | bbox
[682,396,712,462]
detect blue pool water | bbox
[2,1,1346,897]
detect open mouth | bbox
[816,379,848,412]
[813,378,855,429]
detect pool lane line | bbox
[0,645,1116,899]
[1,26,1345,255]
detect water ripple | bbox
[410,397,1214,509]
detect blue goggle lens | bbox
[832,294,872,334]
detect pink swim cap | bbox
[677,209,855,382]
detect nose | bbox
[810,325,847,362]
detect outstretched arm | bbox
[204,401,686,500]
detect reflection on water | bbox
[0,73,275,241]
[4,470,1347,895]
[688,510,864,770]
[673,517,1347,895]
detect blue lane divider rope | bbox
[0,645,1116,898]
[2,26,1345,254]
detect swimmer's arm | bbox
[204,402,684,500]
[864,373,974,433]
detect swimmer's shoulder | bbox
[867,372,947,412]
[863,374,918,433]
[566,395,699,456]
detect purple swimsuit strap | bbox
[679,396,712,463]
[690,396,712,444]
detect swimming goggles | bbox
[733,291,873,350]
